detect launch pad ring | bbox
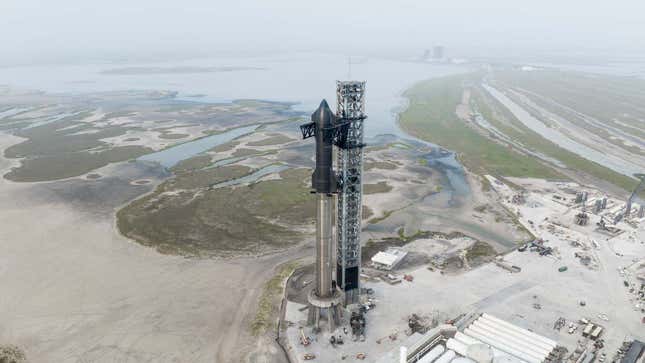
[307,288,344,309]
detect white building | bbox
[371,247,408,270]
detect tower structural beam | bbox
[335,81,366,305]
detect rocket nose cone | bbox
[312,99,334,125]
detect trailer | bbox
[582,323,595,337]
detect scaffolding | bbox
[335,81,366,305]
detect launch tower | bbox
[335,81,366,305]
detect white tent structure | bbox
[456,314,557,363]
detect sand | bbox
[0,132,295,363]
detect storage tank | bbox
[464,328,542,363]
[474,317,554,353]
[434,350,457,363]
[471,319,552,357]
[446,338,469,357]
[467,344,494,363]
[465,325,544,361]
[452,358,476,363]
[481,314,557,348]
[493,355,524,363]
[418,344,446,363]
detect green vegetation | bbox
[363,181,393,195]
[158,133,189,140]
[0,344,27,363]
[368,209,396,224]
[210,140,240,153]
[466,240,496,261]
[117,168,314,257]
[494,70,645,140]
[170,154,213,174]
[399,75,563,179]
[232,148,261,157]
[166,164,252,190]
[251,261,299,336]
[364,160,399,171]
[2,111,153,181]
[473,85,638,191]
[5,145,151,182]
[247,134,294,147]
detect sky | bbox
[2,0,644,65]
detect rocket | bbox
[301,98,347,331]
[311,100,338,195]
[309,99,339,299]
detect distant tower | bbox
[433,45,444,60]
[336,81,367,305]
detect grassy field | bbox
[493,69,645,139]
[117,167,314,257]
[363,181,393,195]
[247,134,294,147]
[399,75,563,179]
[472,86,639,192]
[250,261,299,336]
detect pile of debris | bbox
[553,317,566,330]
[406,313,436,335]
[512,193,526,204]
[574,251,599,269]
[0,345,27,363]
[519,239,554,256]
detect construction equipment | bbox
[350,310,366,341]
[299,327,310,346]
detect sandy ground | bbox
[284,176,644,362]
[0,132,297,363]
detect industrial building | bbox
[377,313,559,363]
[621,340,644,363]
[371,247,408,270]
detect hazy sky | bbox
[2,0,644,64]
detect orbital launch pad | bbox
[299,81,367,331]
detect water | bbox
[0,107,34,119]
[424,150,471,206]
[0,53,474,193]
[139,125,256,167]
[0,53,465,138]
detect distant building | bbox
[376,313,558,363]
[433,46,444,60]
[371,247,408,270]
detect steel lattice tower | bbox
[335,81,366,305]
